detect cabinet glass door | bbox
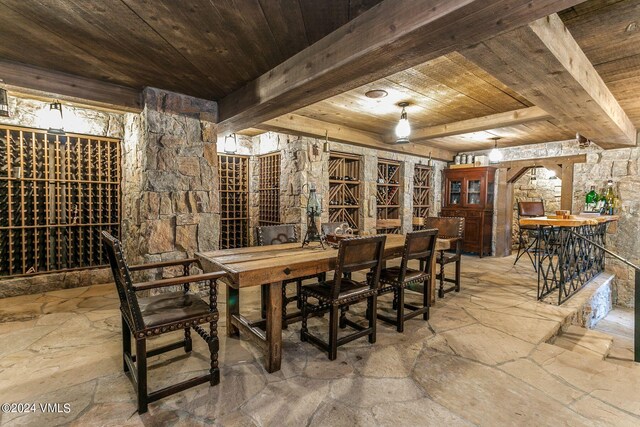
[487,181,494,205]
[466,179,481,205]
[448,180,462,205]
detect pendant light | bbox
[224,133,237,154]
[395,102,411,144]
[488,136,503,163]
[45,100,65,134]
[0,83,9,117]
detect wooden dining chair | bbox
[424,217,465,298]
[377,229,438,332]
[300,235,386,360]
[102,231,226,414]
[256,224,325,326]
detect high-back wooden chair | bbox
[300,235,386,360]
[514,200,545,270]
[102,231,225,414]
[377,229,438,332]
[424,217,465,298]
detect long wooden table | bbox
[196,234,452,372]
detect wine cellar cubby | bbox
[258,152,280,226]
[376,159,402,233]
[0,125,120,277]
[218,154,249,249]
[328,152,361,231]
[412,164,432,230]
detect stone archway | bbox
[493,154,586,257]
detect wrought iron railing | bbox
[564,229,639,363]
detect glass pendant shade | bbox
[395,104,410,144]
[224,133,237,153]
[44,101,65,134]
[306,184,321,215]
[0,88,9,117]
[488,137,503,163]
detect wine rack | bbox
[328,152,361,231]
[376,159,402,234]
[412,164,432,230]
[258,152,280,226]
[0,125,120,277]
[218,154,249,249]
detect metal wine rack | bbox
[328,152,362,231]
[376,159,402,234]
[412,164,432,230]
[0,125,121,277]
[218,154,249,249]
[258,152,280,226]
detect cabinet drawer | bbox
[441,209,464,217]
[465,211,482,218]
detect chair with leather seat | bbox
[514,200,546,270]
[424,217,465,298]
[377,229,438,332]
[102,231,225,414]
[300,235,386,360]
[256,224,325,326]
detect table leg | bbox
[226,284,239,337]
[265,281,283,373]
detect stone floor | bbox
[0,255,639,426]
[595,307,637,368]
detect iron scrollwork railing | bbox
[536,224,639,363]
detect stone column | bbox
[121,88,219,278]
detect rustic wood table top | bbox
[519,214,619,227]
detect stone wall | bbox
[0,95,124,297]
[463,140,639,307]
[122,88,219,281]
[511,168,562,248]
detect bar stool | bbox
[424,217,465,298]
[514,200,545,271]
[377,229,438,332]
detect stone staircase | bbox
[550,325,614,360]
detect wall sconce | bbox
[323,130,330,153]
[224,133,237,154]
[0,85,9,117]
[40,100,65,134]
[395,102,411,144]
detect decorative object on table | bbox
[324,222,354,247]
[602,179,617,215]
[454,154,461,165]
[514,200,546,270]
[555,210,570,219]
[424,217,465,298]
[394,102,411,144]
[377,229,438,332]
[302,183,326,248]
[300,235,386,360]
[101,232,224,414]
[585,185,599,212]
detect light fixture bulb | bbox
[488,137,503,163]
[395,103,411,144]
[42,100,65,134]
[224,133,237,154]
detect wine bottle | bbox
[585,186,597,212]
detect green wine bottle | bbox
[585,186,597,211]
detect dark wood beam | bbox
[256,114,455,161]
[462,13,637,149]
[383,106,552,143]
[217,0,585,135]
[0,59,142,112]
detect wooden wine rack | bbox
[218,154,249,249]
[328,152,361,231]
[376,159,402,234]
[258,152,280,226]
[0,125,120,277]
[413,164,432,230]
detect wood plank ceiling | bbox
[0,0,383,100]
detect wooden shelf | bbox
[218,154,249,249]
[413,164,432,230]
[377,159,402,234]
[0,125,121,277]
[258,152,280,226]
[328,152,361,231]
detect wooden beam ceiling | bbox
[257,114,455,161]
[462,13,637,148]
[0,60,142,112]
[382,106,552,143]
[217,0,585,135]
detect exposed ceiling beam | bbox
[383,106,552,143]
[256,114,455,161]
[462,13,637,149]
[216,0,584,135]
[0,59,142,113]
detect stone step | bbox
[551,325,614,360]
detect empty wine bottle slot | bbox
[0,125,121,277]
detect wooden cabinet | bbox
[441,167,496,257]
